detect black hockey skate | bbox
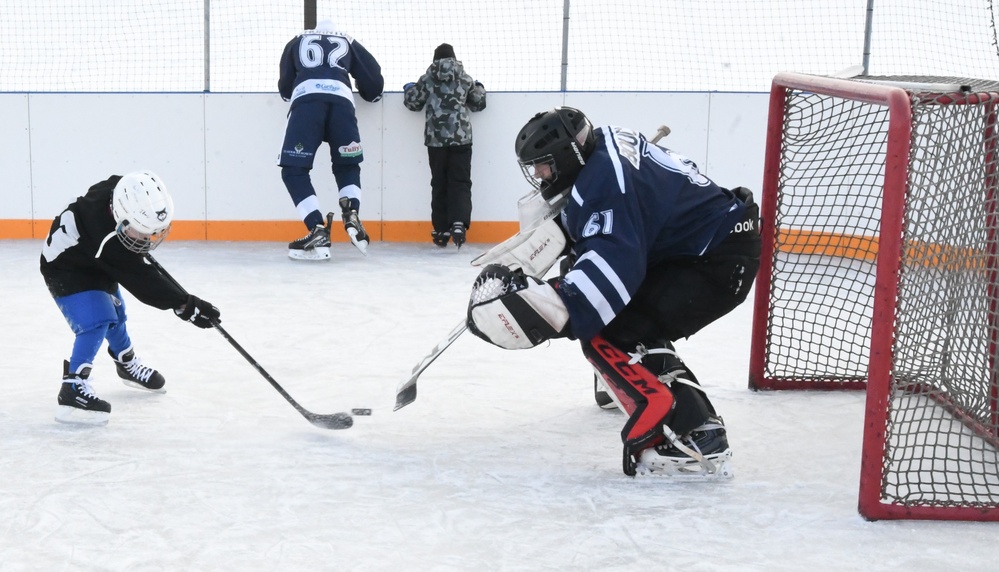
[288,222,331,261]
[56,361,111,426]
[110,347,166,392]
[634,417,733,479]
[431,230,450,248]
[338,199,369,255]
[450,222,466,248]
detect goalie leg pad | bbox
[582,336,676,461]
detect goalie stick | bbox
[147,255,357,430]
[394,319,467,410]
[394,220,562,410]
[650,124,671,144]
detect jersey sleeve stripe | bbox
[577,250,631,306]
[564,268,617,325]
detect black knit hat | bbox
[433,43,455,61]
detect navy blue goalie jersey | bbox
[278,29,384,106]
[555,126,747,341]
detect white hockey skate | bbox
[634,418,734,480]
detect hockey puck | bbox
[351,408,372,416]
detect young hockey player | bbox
[278,18,384,260]
[466,107,761,477]
[403,42,487,248]
[40,171,221,425]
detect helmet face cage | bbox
[518,154,559,192]
[116,220,170,254]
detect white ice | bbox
[2,239,997,570]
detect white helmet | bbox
[111,170,174,253]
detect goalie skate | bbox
[631,418,734,480]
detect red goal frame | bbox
[749,72,999,521]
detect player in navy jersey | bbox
[40,172,221,425]
[278,19,384,260]
[466,107,761,478]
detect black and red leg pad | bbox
[583,335,676,453]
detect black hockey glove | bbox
[174,294,220,329]
[467,264,570,349]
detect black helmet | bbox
[514,107,595,199]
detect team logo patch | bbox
[339,141,363,158]
[284,142,312,159]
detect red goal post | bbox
[749,72,999,520]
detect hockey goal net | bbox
[749,72,999,520]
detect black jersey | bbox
[39,176,186,310]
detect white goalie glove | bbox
[467,264,571,349]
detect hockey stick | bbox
[650,124,671,144]
[146,254,355,430]
[394,319,467,411]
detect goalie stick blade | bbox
[306,412,354,430]
[394,384,417,411]
[393,320,468,411]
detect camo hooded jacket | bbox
[404,58,486,147]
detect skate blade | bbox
[636,450,734,480]
[288,246,331,261]
[55,406,110,426]
[120,379,167,394]
[346,228,369,255]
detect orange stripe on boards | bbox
[778,229,879,262]
[0,220,39,239]
[777,228,987,269]
[1,219,521,243]
[10,220,978,268]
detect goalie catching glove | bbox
[466,264,571,349]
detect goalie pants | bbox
[594,202,762,437]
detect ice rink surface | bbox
[2,239,997,570]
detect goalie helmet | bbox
[111,170,174,254]
[514,107,595,200]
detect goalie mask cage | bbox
[749,72,999,521]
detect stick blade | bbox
[307,412,354,430]
[394,383,417,411]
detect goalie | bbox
[466,107,760,477]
